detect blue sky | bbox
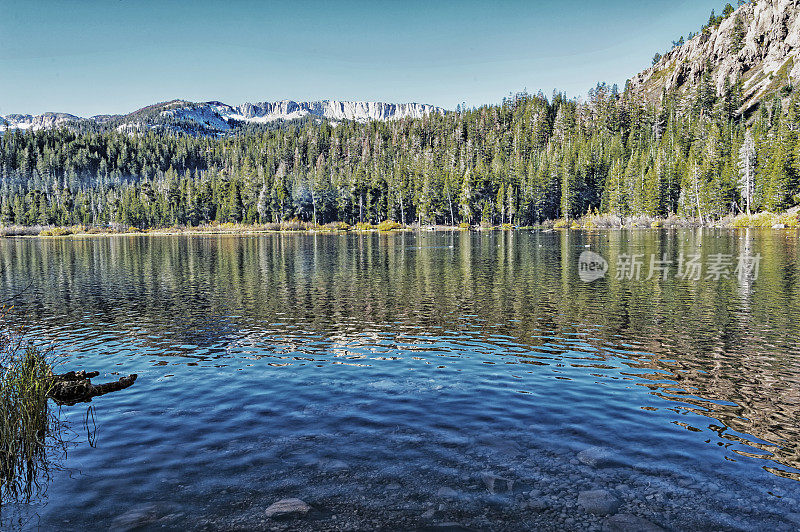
[1,0,729,116]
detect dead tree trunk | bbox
[48,370,137,406]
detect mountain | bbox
[629,0,800,115]
[0,112,81,132]
[207,100,442,123]
[0,99,446,135]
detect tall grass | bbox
[0,322,61,506]
[730,210,800,228]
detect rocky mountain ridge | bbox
[629,0,800,114]
[0,112,82,132]
[0,99,445,135]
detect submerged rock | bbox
[480,472,514,494]
[111,503,161,530]
[475,436,521,459]
[427,523,472,531]
[437,487,459,499]
[577,446,616,468]
[421,508,437,519]
[578,490,621,515]
[526,498,549,512]
[604,513,665,532]
[265,498,311,518]
[318,459,350,473]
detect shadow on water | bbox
[0,229,798,529]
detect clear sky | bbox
[0,0,729,117]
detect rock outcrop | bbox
[210,99,442,123]
[1,99,445,135]
[0,112,81,132]
[628,0,800,114]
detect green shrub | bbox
[38,227,73,237]
[730,211,800,229]
[731,212,778,228]
[778,210,800,228]
[377,220,403,232]
[321,222,350,232]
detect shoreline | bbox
[5,223,800,239]
[5,217,794,236]
[3,207,798,239]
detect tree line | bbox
[0,78,799,228]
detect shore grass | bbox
[729,209,800,229]
[0,321,59,505]
[554,213,701,230]
[550,207,800,230]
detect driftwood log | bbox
[48,370,137,406]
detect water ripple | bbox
[1,230,799,529]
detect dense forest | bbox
[1,78,799,228]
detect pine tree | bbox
[738,130,756,213]
[764,115,796,211]
[603,159,627,216]
[459,168,473,224]
[731,14,746,54]
[1,200,13,226]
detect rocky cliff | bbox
[0,112,81,132]
[629,0,800,114]
[0,99,445,134]
[211,100,442,123]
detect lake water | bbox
[2,230,800,530]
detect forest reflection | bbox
[0,229,798,479]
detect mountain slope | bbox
[629,0,800,115]
[0,99,446,135]
[0,112,82,132]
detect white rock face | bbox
[629,0,800,111]
[205,99,443,124]
[0,112,80,132]
[1,99,445,134]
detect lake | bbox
[2,229,800,530]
